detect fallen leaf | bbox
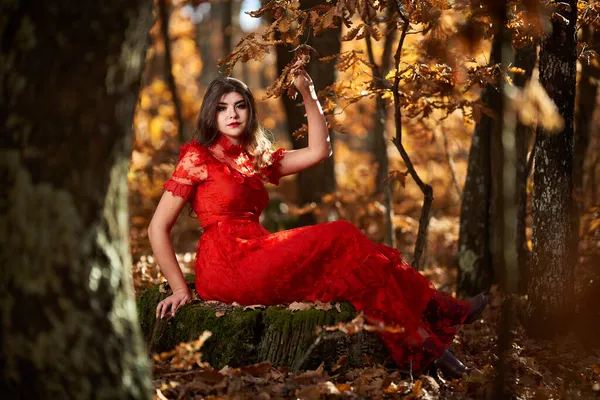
[288,301,313,311]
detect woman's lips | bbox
[228,122,240,127]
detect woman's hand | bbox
[156,287,192,319]
[292,63,315,98]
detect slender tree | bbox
[0,2,153,397]
[365,0,397,247]
[513,42,537,294]
[574,26,600,234]
[457,33,502,296]
[527,0,577,337]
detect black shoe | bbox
[433,349,469,379]
[464,293,488,324]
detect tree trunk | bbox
[457,33,503,296]
[275,0,341,225]
[137,279,391,371]
[527,1,577,337]
[367,4,397,248]
[574,26,600,235]
[0,2,153,398]
[197,2,221,86]
[222,0,233,56]
[513,43,537,294]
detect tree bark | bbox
[574,26,600,236]
[159,0,187,143]
[274,0,341,225]
[457,33,503,296]
[137,279,391,371]
[0,2,153,397]
[366,3,397,248]
[197,2,221,86]
[527,0,577,337]
[513,43,537,294]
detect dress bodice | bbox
[162,134,286,231]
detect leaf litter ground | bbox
[149,284,600,399]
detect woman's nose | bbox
[228,107,238,118]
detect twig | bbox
[158,0,186,144]
[391,3,433,270]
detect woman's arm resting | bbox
[148,191,192,318]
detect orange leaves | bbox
[317,312,406,336]
[385,169,409,188]
[341,23,382,41]
[218,33,283,76]
[154,331,213,370]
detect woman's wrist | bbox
[173,286,191,295]
[300,86,317,101]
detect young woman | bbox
[148,67,487,379]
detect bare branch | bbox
[390,5,433,270]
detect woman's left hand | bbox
[292,63,315,98]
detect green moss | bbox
[136,280,388,370]
[136,284,162,344]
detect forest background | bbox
[2,0,600,398]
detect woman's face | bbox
[216,91,249,143]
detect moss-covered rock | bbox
[136,279,392,370]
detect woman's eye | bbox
[237,103,247,109]
[217,106,226,111]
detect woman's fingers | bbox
[156,294,191,319]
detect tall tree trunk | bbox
[457,33,503,296]
[527,0,577,337]
[366,3,397,247]
[0,2,153,397]
[574,26,600,234]
[513,43,537,294]
[197,2,221,86]
[222,0,233,58]
[159,0,187,143]
[275,0,341,225]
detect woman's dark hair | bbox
[192,77,274,169]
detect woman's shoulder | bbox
[177,140,215,164]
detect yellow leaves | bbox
[151,80,167,96]
[153,331,213,371]
[150,117,165,140]
[341,23,382,41]
[511,79,564,134]
[140,93,152,109]
[588,218,600,234]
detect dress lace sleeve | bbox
[163,141,209,201]
[261,148,286,186]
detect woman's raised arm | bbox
[148,191,192,319]
[274,66,333,178]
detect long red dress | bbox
[163,133,470,374]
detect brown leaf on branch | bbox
[384,169,409,188]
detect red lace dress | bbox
[163,133,470,374]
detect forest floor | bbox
[133,208,600,399]
[136,269,600,399]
